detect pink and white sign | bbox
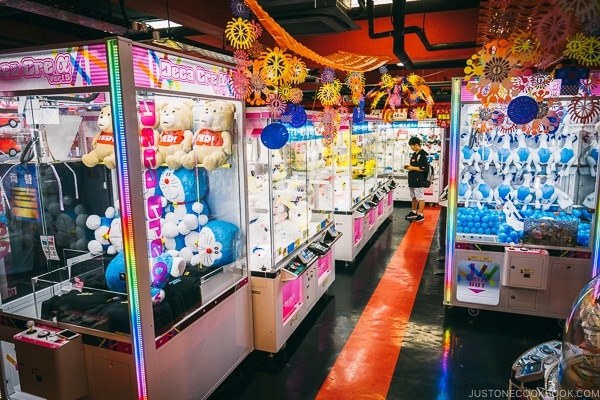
[131,45,234,97]
[0,44,108,92]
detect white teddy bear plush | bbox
[182,100,235,171]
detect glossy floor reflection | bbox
[208,204,564,400]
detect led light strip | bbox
[593,187,600,276]
[106,38,148,399]
[443,77,462,304]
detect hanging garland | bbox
[465,0,600,128]
[242,0,390,73]
[223,0,434,128]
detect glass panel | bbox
[0,94,113,311]
[333,121,378,211]
[135,93,246,336]
[245,109,334,273]
[0,91,247,337]
[456,101,597,250]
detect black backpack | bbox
[422,161,434,188]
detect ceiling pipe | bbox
[0,0,132,35]
[366,0,477,70]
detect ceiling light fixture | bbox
[146,20,182,30]
[350,0,419,7]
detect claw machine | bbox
[386,119,443,203]
[0,37,252,399]
[245,107,340,353]
[444,77,599,319]
[332,118,394,263]
[374,115,396,223]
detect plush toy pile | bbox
[80,99,241,308]
[86,163,240,305]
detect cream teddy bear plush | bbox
[155,100,194,170]
[82,105,116,168]
[182,100,235,171]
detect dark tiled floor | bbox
[209,204,564,400]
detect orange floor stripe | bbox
[316,207,440,400]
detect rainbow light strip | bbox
[443,78,462,304]
[593,183,600,276]
[106,38,148,399]
[435,328,452,400]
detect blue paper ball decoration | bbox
[261,122,289,149]
[507,96,539,125]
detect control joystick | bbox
[25,320,36,335]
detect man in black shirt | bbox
[404,136,429,222]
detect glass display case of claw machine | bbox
[332,119,394,263]
[445,77,599,319]
[386,119,443,203]
[245,108,340,353]
[0,37,252,400]
[373,115,396,221]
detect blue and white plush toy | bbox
[158,167,209,228]
[105,251,186,304]
[190,220,240,268]
[86,206,122,255]
[157,167,210,260]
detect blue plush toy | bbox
[105,251,186,304]
[190,220,240,268]
[157,167,210,260]
[158,167,208,211]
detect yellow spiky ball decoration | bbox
[225,18,256,50]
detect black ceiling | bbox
[0,0,480,51]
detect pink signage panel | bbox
[282,278,301,322]
[131,45,234,98]
[354,216,363,244]
[0,44,108,92]
[318,251,332,278]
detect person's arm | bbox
[404,151,426,171]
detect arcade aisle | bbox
[209,204,565,400]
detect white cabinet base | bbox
[447,248,592,319]
[251,248,336,353]
[333,190,394,263]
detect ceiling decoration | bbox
[243,0,391,73]
[465,0,600,132]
